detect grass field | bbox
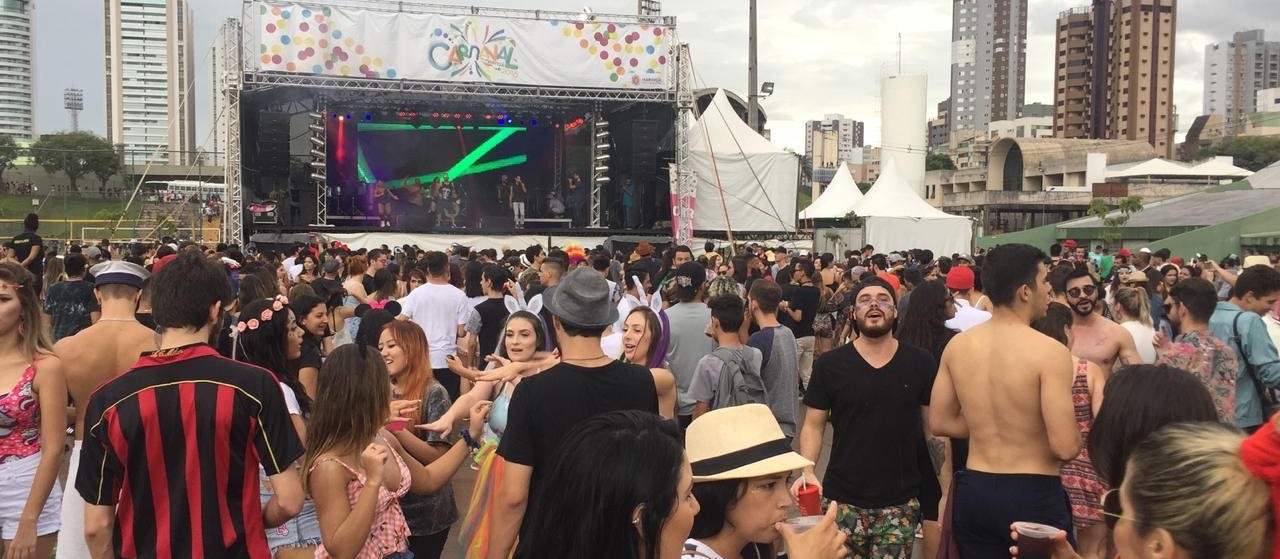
[0,193,198,241]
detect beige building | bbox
[1053,7,1094,139]
[105,0,197,165]
[1051,0,1177,159]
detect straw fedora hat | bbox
[1243,255,1271,269]
[686,404,813,482]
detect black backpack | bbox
[712,347,768,409]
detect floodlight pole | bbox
[746,0,759,132]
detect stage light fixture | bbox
[308,112,323,120]
[310,173,326,181]
[594,153,610,162]
[454,113,462,119]
[364,114,372,121]
[531,119,537,126]
[596,120,609,128]
[346,114,353,120]
[337,115,345,121]
[465,113,473,119]
[432,112,440,118]
[310,148,325,158]
[309,160,325,169]
[595,130,610,140]
[594,165,609,173]
[596,176,611,183]
[309,137,325,147]
[595,142,610,150]
[308,124,324,133]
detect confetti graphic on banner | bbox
[258,4,397,79]
[552,20,669,86]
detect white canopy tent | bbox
[851,158,972,255]
[798,163,863,220]
[688,89,798,233]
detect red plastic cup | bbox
[796,484,822,516]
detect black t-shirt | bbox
[361,274,377,297]
[498,360,658,484]
[775,265,793,285]
[12,231,42,276]
[297,336,324,371]
[474,297,510,363]
[802,342,936,508]
[780,284,821,338]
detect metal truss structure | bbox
[306,106,328,226]
[252,0,674,26]
[673,42,696,246]
[222,18,245,246]
[589,107,609,227]
[241,72,676,104]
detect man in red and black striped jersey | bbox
[75,250,305,559]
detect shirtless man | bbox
[54,261,156,559]
[930,243,1080,558]
[1060,267,1142,373]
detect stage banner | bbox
[253,2,673,90]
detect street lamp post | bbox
[746,0,759,132]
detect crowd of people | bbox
[0,207,1277,559]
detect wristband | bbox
[460,429,481,450]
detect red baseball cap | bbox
[945,267,976,290]
[876,272,902,293]
[1170,257,1184,265]
[1063,239,1077,249]
[1117,248,1132,258]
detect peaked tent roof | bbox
[1106,156,1253,179]
[798,163,863,219]
[689,89,786,155]
[852,158,963,219]
[1187,157,1253,178]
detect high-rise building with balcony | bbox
[0,0,33,140]
[1054,7,1094,139]
[1204,30,1280,135]
[105,0,196,165]
[948,0,1027,145]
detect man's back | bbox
[748,325,799,437]
[402,283,470,368]
[497,360,658,482]
[44,280,99,340]
[76,345,303,559]
[664,301,713,416]
[57,321,157,437]
[941,319,1079,475]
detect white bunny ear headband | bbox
[505,280,544,315]
[631,275,661,312]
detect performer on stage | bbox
[374,180,397,227]
[439,179,460,228]
[567,172,588,226]
[511,176,527,228]
[495,175,511,229]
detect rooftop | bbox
[1061,189,1280,229]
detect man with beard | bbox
[793,276,935,559]
[1061,266,1142,374]
[929,243,1080,557]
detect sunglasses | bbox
[1101,489,1139,530]
[1066,285,1098,298]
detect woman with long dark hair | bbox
[291,294,330,398]
[893,279,955,559]
[517,410,695,559]
[305,344,475,559]
[621,306,677,419]
[235,296,321,558]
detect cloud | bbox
[32,0,1280,159]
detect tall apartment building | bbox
[929,99,950,151]
[1054,7,1095,139]
[0,0,34,140]
[1051,0,1176,158]
[948,0,1027,144]
[105,0,196,165]
[804,114,864,170]
[1204,30,1280,135]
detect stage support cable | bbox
[589,108,610,227]
[223,16,244,246]
[308,102,329,227]
[673,42,696,246]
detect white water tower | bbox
[880,73,928,198]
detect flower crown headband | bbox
[236,295,289,333]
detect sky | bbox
[32,0,1280,155]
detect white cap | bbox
[1139,247,1152,254]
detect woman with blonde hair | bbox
[0,262,66,559]
[1113,286,1156,364]
[41,255,65,296]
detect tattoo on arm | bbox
[927,436,946,475]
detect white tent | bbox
[798,163,863,220]
[688,89,798,233]
[851,158,972,255]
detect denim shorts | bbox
[261,475,323,552]
[383,552,414,559]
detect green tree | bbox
[1088,196,1144,247]
[926,153,956,171]
[0,135,20,186]
[1194,136,1280,171]
[30,131,114,191]
[86,145,123,192]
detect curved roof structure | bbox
[988,137,1157,190]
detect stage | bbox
[226,1,684,245]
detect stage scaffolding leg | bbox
[674,42,696,246]
[222,17,244,246]
[590,106,610,228]
[308,100,328,227]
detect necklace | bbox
[97,318,139,323]
[562,355,609,363]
